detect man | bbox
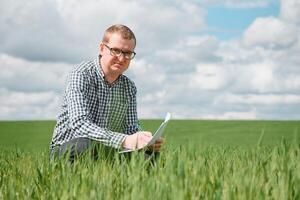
[50,24,163,162]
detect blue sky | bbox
[206,2,280,39]
[0,0,300,120]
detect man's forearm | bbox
[69,117,127,149]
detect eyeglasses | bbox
[103,44,136,60]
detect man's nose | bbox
[117,53,126,62]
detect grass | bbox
[0,120,299,150]
[0,142,299,199]
[0,120,55,151]
[0,120,300,199]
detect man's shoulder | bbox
[72,60,96,74]
[120,75,137,95]
[120,74,136,87]
[66,60,97,85]
[68,60,98,81]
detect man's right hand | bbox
[123,131,152,150]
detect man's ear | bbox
[99,43,104,56]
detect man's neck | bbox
[105,74,119,84]
[99,56,119,84]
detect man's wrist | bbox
[121,135,127,149]
[122,133,137,150]
[110,133,127,150]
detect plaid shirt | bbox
[50,57,141,150]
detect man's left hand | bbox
[148,137,164,152]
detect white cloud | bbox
[188,63,228,90]
[203,110,258,120]
[1,0,300,120]
[236,61,276,93]
[280,0,300,25]
[0,88,60,120]
[0,54,72,92]
[0,0,86,62]
[127,59,166,94]
[0,0,205,63]
[0,53,73,120]
[242,17,298,49]
[154,35,221,71]
[131,18,300,119]
[217,41,300,94]
[217,94,300,105]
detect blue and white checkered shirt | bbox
[50,57,141,150]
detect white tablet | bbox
[119,112,171,153]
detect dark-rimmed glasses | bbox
[103,44,136,60]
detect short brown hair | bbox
[102,24,136,47]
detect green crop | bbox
[0,120,299,199]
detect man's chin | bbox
[112,64,127,72]
[111,63,122,69]
[110,67,124,75]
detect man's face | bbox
[99,33,136,77]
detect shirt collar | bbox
[95,55,105,80]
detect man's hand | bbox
[148,137,164,152]
[123,131,152,150]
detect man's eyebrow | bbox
[112,47,134,53]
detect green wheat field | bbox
[0,120,299,199]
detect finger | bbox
[155,139,163,145]
[155,139,162,144]
[151,143,161,151]
[152,144,161,152]
[154,140,163,150]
